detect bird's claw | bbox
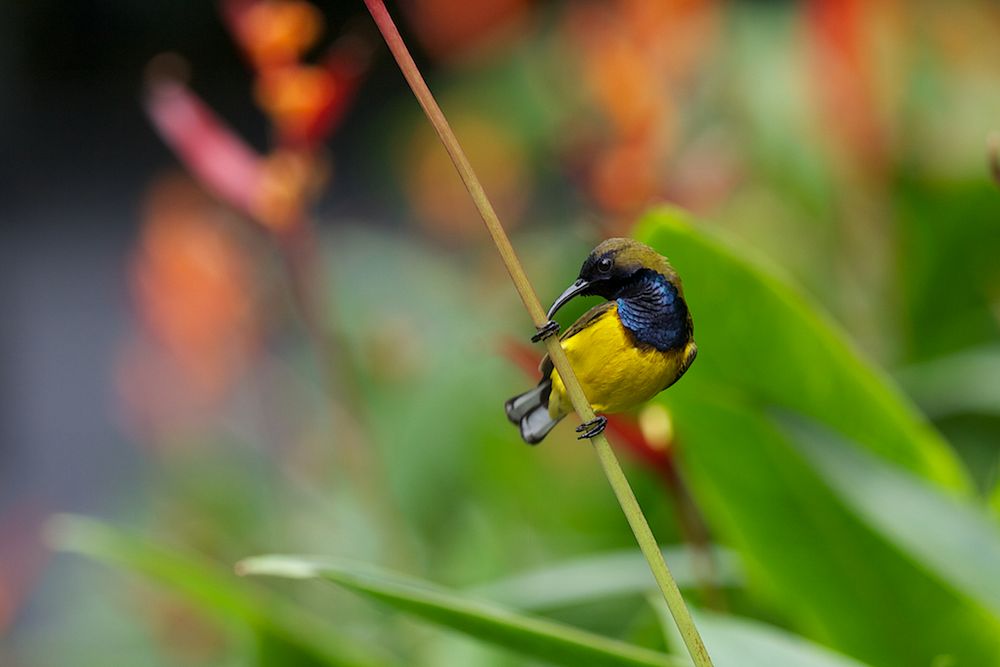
[531,320,560,343]
[576,415,608,440]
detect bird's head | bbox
[546,238,680,319]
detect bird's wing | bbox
[662,341,698,391]
[539,301,616,377]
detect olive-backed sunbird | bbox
[505,238,697,444]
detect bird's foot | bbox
[576,415,608,440]
[531,320,560,343]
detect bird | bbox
[505,238,697,444]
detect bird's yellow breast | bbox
[547,303,695,417]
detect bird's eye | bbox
[597,257,613,273]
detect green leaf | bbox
[895,178,1000,362]
[635,206,966,488]
[895,345,1000,418]
[634,208,1000,666]
[238,555,688,667]
[47,515,392,667]
[650,600,873,667]
[779,413,1000,619]
[656,395,1000,666]
[470,547,741,612]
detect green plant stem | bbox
[361,2,713,665]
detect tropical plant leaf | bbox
[895,178,1000,362]
[635,206,966,488]
[470,547,740,612]
[238,555,688,667]
[779,413,1000,619]
[47,515,392,667]
[632,208,1000,666]
[895,345,1000,418]
[650,599,873,667]
[656,394,1000,666]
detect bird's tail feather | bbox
[505,383,546,422]
[518,404,562,444]
[505,381,563,445]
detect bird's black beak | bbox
[547,278,590,320]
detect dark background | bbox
[0,1,412,514]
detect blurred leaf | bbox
[634,208,1000,666]
[992,473,1000,519]
[895,179,1000,362]
[255,631,338,667]
[780,413,1000,619]
[896,345,1000,494]
[896,345,1000,418]
[48,515,392,667]
[470,547,741,612]
[650,600,872,667]
[238,555,687,667]
[655,395,1000,666]
[635,206,966,488]
[932,414,1000,497]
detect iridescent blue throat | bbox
[615,270,689,352]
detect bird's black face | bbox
[577,251,641,298]
[546,239,664,319]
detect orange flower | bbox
[589,139,663,217]
[254,149,322,232]
[223,0,324,69]
[129,174,259,400]
[403,113,531,242]
[221,1,370,149]
[802,0,899,174]
[255,64,338,145]
[401,0,531,63]
[561,0,720,219]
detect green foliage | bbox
[636,206,966,488]
[48,515,392,667]
[43,206,1000,667]
[896,345,1000,420]
[12,1,1000,665]
[470,547,740,612]
[634,208,1000,666]
[237,555,687,667]
[895,178,1000,361]
[652,601,873,667]
[781,414,1000,620]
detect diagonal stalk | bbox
[361,2,713,665]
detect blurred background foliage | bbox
[3,0,1000,666]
